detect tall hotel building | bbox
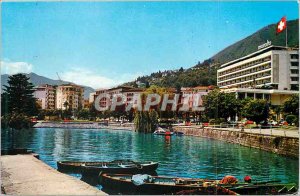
[56,84,84,110]
[217,45,299,105]
[34,84,56,110]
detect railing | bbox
[173,123,298,138]
[201,124,298,138]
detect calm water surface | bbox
[1,128,298,186]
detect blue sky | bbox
[1,1,299,89]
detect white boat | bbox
[153,127,174,136]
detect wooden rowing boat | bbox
[81,161,159,177]
[57,160,158,175]
[99,173,298,195]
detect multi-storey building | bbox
[56,84,84,110]
[94,86,144,109]
[34,84,56,110]
[217,45,299,105]
[180,86,214,110]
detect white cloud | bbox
[61,67,140,89]
[1,60,33,75]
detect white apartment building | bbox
[217,45,299,105]
[34,84,56,110]
[56,84,84,110]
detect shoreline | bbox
[33,121,135,131]
[173,126,299,158]
[1,154,106,195]
[33,122,298,157]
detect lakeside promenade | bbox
[34,121,299,138]
[1,154,106,195]
[175,125,299,138]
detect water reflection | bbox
[1,128,298,185]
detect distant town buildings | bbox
[34,84,85,110]
[56,84,84,110]
[217,45,299,106]
[93,86,144,109]
[34,84,56,110]
[180,86,214,110]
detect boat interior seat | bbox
[287,186,296,193]
[278,186,287,193]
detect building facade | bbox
[217,45,299,106]
[34,84,56,110]
[93,86,144,110]
[180,86,214,110]
[56,84,84,110]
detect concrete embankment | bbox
[1,154,106,195]
[34,121,134,131]
[173,126,299,158]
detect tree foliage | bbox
[241,99,270,125]
[3,74,38,116]
[1,74,39,129]
[282,94,299,117]
[134,110,158,133]
[123,61,217,89]
[203,89,240,120]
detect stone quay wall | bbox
[173,126,299,158]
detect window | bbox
[291,77,299,81]
[291,54,299,59]
[291,69,299,74]
[291,62,299,67]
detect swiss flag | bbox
[276,16,287,34]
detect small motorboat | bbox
[99,174,298,195]
[81,161,159,177]
[153,127,174,136]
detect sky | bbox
[1,1,299,89]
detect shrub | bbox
[286,115,297,125]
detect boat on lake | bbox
[153,127,174,136]
[81,161,159,177]
[57,160,158,174]
[99,173,298,195]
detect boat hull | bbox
[82,162,159,177]
[100,174,204,195]
[100,174,298,195]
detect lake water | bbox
[1,128,299,187]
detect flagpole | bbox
[286,21,288,48]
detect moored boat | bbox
[81,161,159,177]
[99,173,230,195]
[99,173,298,195]
[57,160,156,173]
[153,127,174,136]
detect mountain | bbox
[123,19,299,88]
[1,72,94,99]
[211,19,299,64]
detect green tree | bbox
[2,74,39,129]
[241,99,269,125]
[134,110,158,133]
[77,109,90,120]
[282,94,299,126]
[282,94,299,116]
[203,89,240,121]
[3,74,38,116]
